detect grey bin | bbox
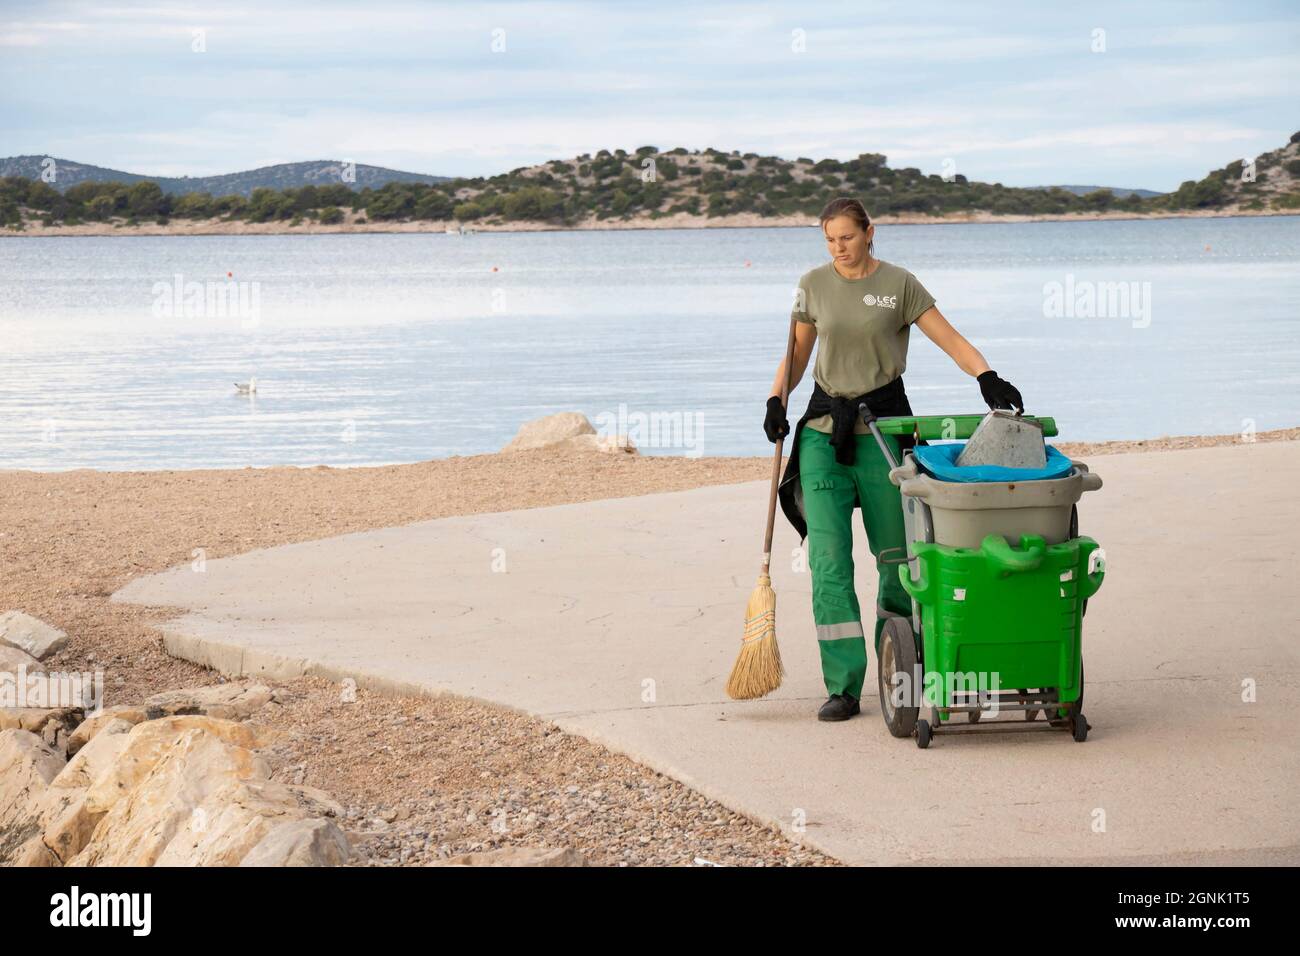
[888,454,1103,549]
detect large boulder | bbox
[71,725,271,866]
[501,412,637,454]
[1,724,133,866]
[82,715,261,815]
[0,645,44,675]
[0,729,66,865]
[0,707,83,752]
[150,778,341,867]
[0,611,69,660]
[0,707,82,734]
[66,705,147,755]
[4,703,349,868]
[69,716,346,867]
[501,412,595,451]
[51,718,133,790]
[238,816,351,867]
[36,788,101,865]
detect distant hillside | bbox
[1157,133,1300,212]
[3,132,1297,232]
[0,156,450,196]
[1028,184,1164,199]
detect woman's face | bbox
[823,215,873,267]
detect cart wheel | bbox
[877,617,920,739]
[916,719,932,749]
[1025,690,1041,720]
[967,710,981,724]
[1071,712,1088,742]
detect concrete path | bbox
[113,441,1300,865]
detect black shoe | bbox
[818,693,861,721]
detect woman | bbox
[764,197,1024,722]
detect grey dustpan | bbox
[955,409,1047,469]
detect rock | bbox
[0,611,69,660]
[66,705,147,755]
[71,725,271,866]
[430,845,587,867]
[0,707,83,743]
[70,716,342,867]
[83,715,261,815]
[0,729,66,865]
[37,788,101,864]
[151,777,326,866]
[0,645,43,675]
[238,817,352,866]
[10,835,60,866]
[142,683,273,721]
[43,718,260,866]
[4,721,133,865]
[282,783,344,821]
[501,412,595,452]
[51,719,133,790]
[3,707,348,868]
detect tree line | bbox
[3,137,1297,230]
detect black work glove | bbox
[977,370,1024,414]
[764,395,790,442]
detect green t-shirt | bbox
[791,259,936,434]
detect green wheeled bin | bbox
[860,408,1106,748]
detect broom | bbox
[726,313,798,700]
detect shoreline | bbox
[5,206,1295,239]
[7,424,1298,475]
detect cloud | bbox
[2,0,1296,189]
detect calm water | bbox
[1,216,1298,470]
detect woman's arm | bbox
[913,306,991,377]
[915,306,1024,411]
[768,321,817,401]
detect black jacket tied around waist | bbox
[777,376,917,543]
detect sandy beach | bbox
[3,423,1295,865]
[6,205,1296,239]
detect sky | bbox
[1,0,1297,191]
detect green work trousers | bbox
[799,426,911,699]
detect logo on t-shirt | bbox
[863,293,897,309]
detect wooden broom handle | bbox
[761,313,800,575]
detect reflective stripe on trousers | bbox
[816,620,865,641]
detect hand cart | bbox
[861,408,1106,748]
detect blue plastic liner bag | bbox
[912,442,1074,483]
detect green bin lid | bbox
[872,413,1058,440]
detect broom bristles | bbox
[726,572,784,699]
